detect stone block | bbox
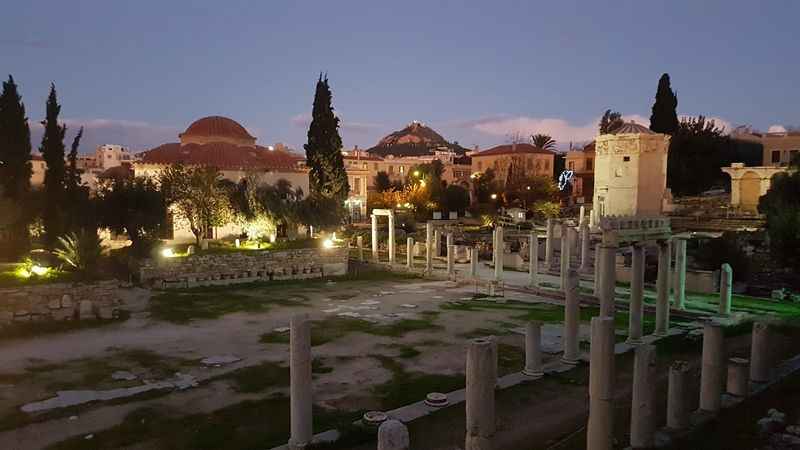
[98,307,114,320]
[0,311,13,325]
[79,300,95,320]
[61,294,73,309]
[48,298,62,309]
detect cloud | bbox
[290,112,382,134]
[30,118,181,153]
[0,39,51,49]
[768,124,787,133]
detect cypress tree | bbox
[304,74,349,203]
[40,83,67,246]
[649,73,679,134]
[0,75,33,256]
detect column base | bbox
[522,369,544,379]
[560,356,579,366]
[626,337,643,345]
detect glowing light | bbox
[323,239,335,249]
[490,193,498,200]
[31,265,49,276]
[413,170,420,177]
[235,238,240,248]
[161,248,175,258]
[419,180,426,187]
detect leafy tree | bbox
[440,184,469,214]
[39,84,67,246]
[471,168,498,204]
[0,75,33,256]
[667,116,731,195]
[304,74,349,203]
[96,176,166,253]
[531,133,556,150]
[65,127,83,195]
[649,73,679,134]
[758,160,800,271]
[159,164,232,245]
[599,109,624,134]
[374,171,392,193]
[63,127,95,234]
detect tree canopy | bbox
[667,116,732,195]
[96,176,167,253]
[159,165,232,245]
[531,133,556,150]
[39,83,68,246]
[649,73,679,134]
[758,160,800,271]
[304,75,349,203]
[599,109,623,134]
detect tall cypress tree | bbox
[304,74,349,203]
[649,73,679,134]
[40,83,67,246]
[0,75,33,256]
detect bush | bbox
[53,231,104,276]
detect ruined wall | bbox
[0,280,122,327]
[139,247,349,288]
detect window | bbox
[388,165,394,173]
[772,150,781,164]
[790,150,799,164]
[477,161,482,170]
[544,160,549,170]
[586,158,593,171]
[568,161,575,170]
[399,165,405,174]
[527,158,533,170]
[623,156,630,162]
[374,163,378,170]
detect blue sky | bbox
[3,0,798,153]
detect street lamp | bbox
[490,193,497,200]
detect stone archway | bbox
[740,171,761,211]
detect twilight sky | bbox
[3,0,798,153]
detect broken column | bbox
[579,221,591,272]
[289,313,312,449]
[630,344,657,449]
[378,419,410,450]
[562,269,580,365]
[673,238,687,310]
[545,218,555,267]
[699,322,725,414]
[465,338,497,450]
[666,360,690,430]
[426,222,433,273]
[494,226,504,282]
[528,232,538,288]
[628,243,645,344]
[371,214,379,262]
[357,235,364,262]
[447,245,455,277]
[434,229,441,257]
[719,263,732,315]
[560,223,570,291]
[598,232,617,317]
[587,316,616,450]
[406,237,414,269]
[727,357,749,398]
[523,321,544,379]
[388,212,396,265]
[750,322,770,383]
[655,240,671,336]
[470,246,480,279]
[593,243,601,296]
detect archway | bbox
[740,171,761,211]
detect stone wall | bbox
[0,280,122,328]
[139,247,349,288]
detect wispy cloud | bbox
[0,39,51,49]
[290,113,382,134]
[768,124,787,133]
[30,118,181,152]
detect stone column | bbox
[579,221,591,272]
[562,269,580,365]
[579,204,585,226]
[587,316,615,450]
[494,226,504,282]
[470,246,480,279]
[406,237,414,269]
[425,223,433,273]
[371,214,379,262]
[699,322,725,414]
[599,239,617,317]
[630,344,657,449]
[491,229,496,268]
[727,357,749,398]
[434,229,441,257]
[357,235,364,262]
[388,213,395,265]
[750,322,770,383]
[378,419,410,450]
[528,232,538,288]
[719,263,733,315]
[673,239,687,310]
[593,243,601,296]
[667,360,690,430]
[560,223,570,291]
[523,321,544,379]
[655,240,671,336]
[545,218,555,267]
[289,313,312,449]
[628,243,645,344]
[447,245,455,277]
[465,338,497,450]
[447,232,454,251]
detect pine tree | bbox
[599,109,624,134]
[649,73,679,134]
[40,83,67,246]
[304,74,349,205]
[65,126,83,193]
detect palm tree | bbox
[530,133,556,150]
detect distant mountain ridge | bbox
[368,121,468,157]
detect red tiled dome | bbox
[179,116,256,145]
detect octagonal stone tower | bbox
[592,122,671,222]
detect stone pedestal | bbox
[378,419,410,450]
[699,323,724,414]
[599,243,617,317]
[466,338,497,450]
[630,345,657,449]
[447,245,455,277]
[727,357,749,398]
[560,223,570,291]
[750,322,770,383]
[371,214,379,262]
[655,241,671,336]
[494,226,504,282]
[406,238,414,269]
[357,235,364,262]
[719,263,732,315]
[528,232,538,288]
[673,239,687,310]
[628,244,645,344]
[426,223,433,273]
[545,218,555,267]
[523,321,544,379]
[579,221,591,272]
[562,269,580,365]
[667,360,690,430]
[587,316,615,450]
[289,314,313,449]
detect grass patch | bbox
[260,316,442,347]
[497,343,524,376]
[370,355,464,411]
[0,310,131,341]
[313,357,334,374]
[214,361,290,393]
[148,290,308,324]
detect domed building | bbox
[134,116,309,242]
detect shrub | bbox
[53,231,104,276]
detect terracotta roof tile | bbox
[136,142,303,170]
[471,143,555,157]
